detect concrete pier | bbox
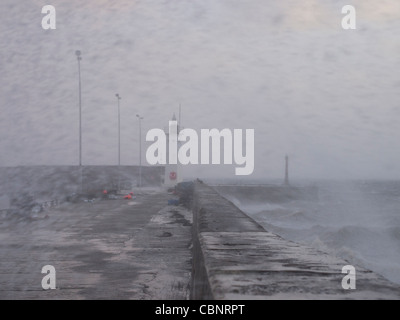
[191,181,400,299]
[1,182,399,300]
[0,191,192,299]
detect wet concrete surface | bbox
[0,191,192,299]
[192,182,400,300]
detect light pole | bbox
[136,114,144,188]
[75,50,83,192]
[116,94,121,191]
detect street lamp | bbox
[116,94,121,190]
[75,50,83,192]
[136,114,144,188]
[75,50,82,166]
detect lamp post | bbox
[136,114,144,188]
[75,50,83,192]
[116,94,121,191]
[284,155,289,186]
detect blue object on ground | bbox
[168,199,179,206]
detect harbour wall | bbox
[190,181,400,299]
[0,165,164,206]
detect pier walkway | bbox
[0,190,192,299]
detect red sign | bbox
[169,171,177,180]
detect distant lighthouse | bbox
[284,155,289,186]
[164,113,181,187]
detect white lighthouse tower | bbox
[164,113,181,188]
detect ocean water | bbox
[217,181,400,285]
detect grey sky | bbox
[0,0,399,180]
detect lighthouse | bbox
[164,113,181,187]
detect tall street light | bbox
[136,114,144,188]
[76,50,82,166]
[75,50,83,192]
[116,94,121,191]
